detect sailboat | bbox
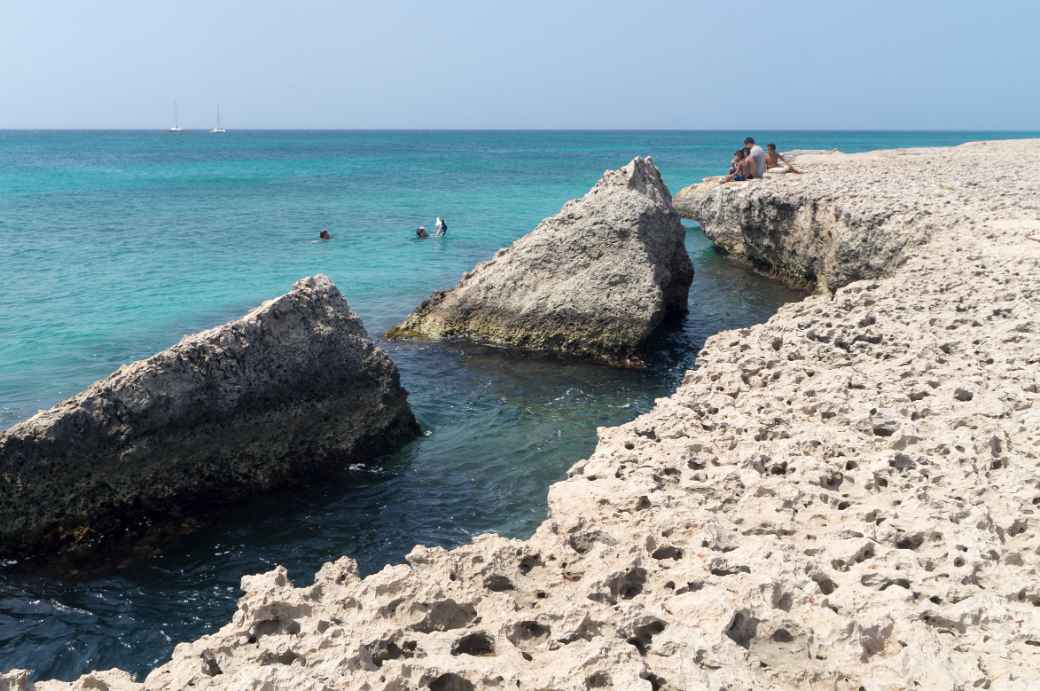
[210,105,227,134]
[167,101,184,133]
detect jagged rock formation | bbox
[0,275,419,561]
[672,146,994,291]
[10,140,1040,690]
[388,157,693,367]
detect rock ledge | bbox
[672,146,992,291]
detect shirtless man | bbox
[766,143,801,173]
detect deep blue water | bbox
[0,130,1034,681]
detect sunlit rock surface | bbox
[389,157,693,367]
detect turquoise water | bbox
[0,130,1034,680]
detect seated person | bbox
[724,149,750,182]
[766,143,801,173]
[744,137,767,179]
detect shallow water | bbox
[0,130,1034,680]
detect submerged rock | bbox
[0,275,419,561]
[388,156,693,367]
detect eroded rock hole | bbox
[411,600,477,633]
[811,573,838,595]
[609,567,647,600]
[362,639,403,669]
[894,532,925,550]
[640,671,669,691]
[709,559,751,577]
[428,673,475,691]
[451,631,495,656]
[200,651,222,677]
[483,574,514,591]
[508,620,550,647]
[518,554,543,575]
[652,545,683,560]
[725,610,759,649]
[626,618,666,656]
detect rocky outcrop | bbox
[672,147,988,291]
[12,140,1040,690]
[388,157,693,367]
[0,275,419,561]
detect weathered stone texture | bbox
[389,157,693,367]
[0,275,419,560]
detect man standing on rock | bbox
[744,137,767,179]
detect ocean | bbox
[0,130,1034,680]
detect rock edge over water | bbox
[673,147,972,291]
[0,275,419,561]
[388,156,694,367]
[12,140,1040,690]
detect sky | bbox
[1,0,1038,130]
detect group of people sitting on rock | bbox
[724,137,800,183]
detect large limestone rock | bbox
[388,157,693,367]
[673,148,959,291]
[0,275,419,561]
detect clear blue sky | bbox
[2,0,1037,129]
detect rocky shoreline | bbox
[6,140,1040,690]
[0,275,419,564]
[672,146,996,292]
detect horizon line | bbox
[1,127,1038,134]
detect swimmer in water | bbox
[319,227,331,240]
[416,226,428,239]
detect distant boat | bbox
[167,101,184,133]
[210,105,227,134]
